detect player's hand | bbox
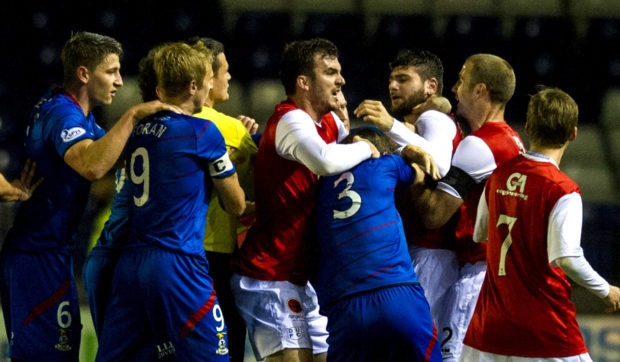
[353,135,380,159]
[237,115,259,135]
[401,144,441,180]
[1,159,43,202]
[353,100,394,132]
[334,91,350,131]
[604,285,620,313]
[241,200,256,217]
[131,100,184,121]
[404,96,452,125]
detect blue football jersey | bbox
[314,154,418,308]
[124,111,235,256]
[94,168,131,249]
[4,90,105,252]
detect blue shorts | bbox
[0,247,81,361]
[325,284,441,362]
[96,247,229,361]
[82,246,120,338]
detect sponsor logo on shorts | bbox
[216,332,229,355]
[61,127,86,143]
[287,298,303,313]
[156,341,176,359]
[54,328,72,352]
[287,326,304,340]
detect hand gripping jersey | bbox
[124,111,235,256]
[464,153,588,357]
[314,154,417,308]
[4,89,105,251]
[231,100,339,285]
[438,121,524,265]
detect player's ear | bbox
[568,126,577,142]
[77,66,89,84]
[425,78,438,96]
[297,75,311,91]
[188,80,198,95]
[475,83,487,99]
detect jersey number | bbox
[57,301,72,328]
[130,147,150,207]
[496,214,517,276]
[332,172,361,219]
[213,304,225,332]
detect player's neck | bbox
[63,83,91,116]
[529,144,566,166]
[470,104,505,131]
[204,96,215,108]
[161,95,194,115]
[289,94,325,124]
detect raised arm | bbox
[275,110,377,176]
[64,100,182,181]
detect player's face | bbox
[452,61,475,121]
[194,64,214,114]
[389,66,428,118]
[308,54,346,114]
[88,53,123,106]
[209,53,231,105]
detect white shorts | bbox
[439,260,486,362]
[409,246,459,326]
[460,345,593,362]
[230,274,329,360]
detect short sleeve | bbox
[50,111,100,158]
[197,120,236,178]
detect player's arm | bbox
[275,111,377,176]
[473,188,489,243]
[64,100,182,181]
[354,100,432,146]
[548,193,620,312]
[213,173,246,217]
[417,136,496,229]
[404,95,452,124]
[410,110,457,177]
[208,147,246,216]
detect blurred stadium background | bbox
[0,0,618,360]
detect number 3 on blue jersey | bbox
[333,172,361,220]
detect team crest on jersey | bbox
[287,298,303,313]
[156,341,176,359]
[287,326,305,340]
[54,328,72,352]
[496,172,528,200]
[61,127,86,143]
[216,332,229,355]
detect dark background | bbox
[0,0,618,309]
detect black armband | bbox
[441,166,477,199]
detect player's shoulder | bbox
[281,108,312,123]
[418,109,454,124]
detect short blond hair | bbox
[466,54,515,106]
[153,42,212,98]
[526,87,578,148]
